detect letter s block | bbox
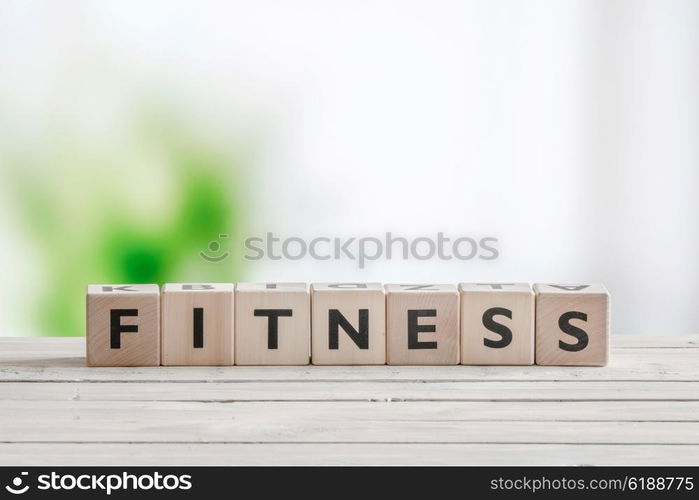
[311,283,385,365]
[86,284,160,367]
[161,283,235,366]
[459,283,534,365]
[534,284,610,366]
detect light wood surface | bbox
[0,336,696,465]
[235,283,310,365]
[86,284,160,367]
[534,284,610,366]
[311,283,386,365]
[386,284,459,365]
[459,283,534,365]
[161,283,234,366]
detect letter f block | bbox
[86,284,160,366]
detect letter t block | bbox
[235,283,310,365]
[86,284,160,367]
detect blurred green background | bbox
[1,107,248,337]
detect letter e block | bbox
[235,283,310,365]
[534,284,610,366]
[86,284,160,367]
[459,283,534,365]
[386,284,459,365]
[161,283,234,366]
[311,283,385,365]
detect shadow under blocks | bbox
[85,283,610,367]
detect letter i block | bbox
[161,284,234,366]
[534,284,610,366]
[459,283,535,365]
[235,283,310,365]
[311,283,385,365]
[86,284,160,367]
[386,284,460,365]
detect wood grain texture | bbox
[386,284,459,365]
[1,342,697,382]
[311,283,386,365]
[459,283,534,365]
[534,284,610,366]
[1,350,697,382]
[235,283,310,365]
[1,381,698,402]
[86,284,160,367]
[2,443,697,466]
[161,283,234,366]
[2,401,697,444]
[0,336,697,465]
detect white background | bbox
[1,0,698,335]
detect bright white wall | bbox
[1,0,697,335]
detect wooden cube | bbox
[311,283,385,365]
[459,283,534,365]
[386,284,459,365]
[534,283,610,366]
[235,283,310,365]
[161,283,234,366]
[86,284,160,367]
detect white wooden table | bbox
[0,336,697,465]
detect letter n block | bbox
[534,284,610,366]
[161,283,234,366]
[386,284,460,365]
[311,283,385,365]
[235,283,310,365]
[86,284,160,367]
[459,283,534,365]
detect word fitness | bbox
[86,282,610,367]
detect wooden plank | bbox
[1,442,697,465]
[1,337,697,466]
[1,348,697,381]
[1,381,697,402]
[1,336,697,382]
[1,401,697,444]
[3,400,694,421]
[611,335,699,348]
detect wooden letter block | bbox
[235,283,310,365]
[534,284,610,366]
[161,283,234,366]
[459,283,534,365]
[386,284,459,365]
[311,283,385,365]
[86,284,160,367]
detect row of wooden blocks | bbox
[86,282,610,367]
